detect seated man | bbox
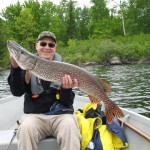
[8,31,81,150]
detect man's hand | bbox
[10,56,19,68]
[61,74,78,89]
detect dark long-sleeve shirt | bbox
[8,66,75,114]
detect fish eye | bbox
[20,50,24,54]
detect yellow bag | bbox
[75,103,128,150]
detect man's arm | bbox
[59,88,75,106]
[8,57,26,96]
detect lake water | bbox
[0,69,11,99]
[0,64,150,118]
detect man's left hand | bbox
[61,74,78,89]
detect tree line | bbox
[0,0,150,66]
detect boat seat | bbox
[0,130,60,150]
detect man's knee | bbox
[59,115,79,133]
[17,116,38,137]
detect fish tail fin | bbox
[105,101,124,124]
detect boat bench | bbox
[0,130,60,150]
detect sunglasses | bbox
[39,42,56,48]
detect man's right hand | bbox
[10,56,19,68]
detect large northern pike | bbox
[7,40,124,123]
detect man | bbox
[8,31,81,150]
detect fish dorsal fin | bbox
[88,95,99,103]
[99,79,111,93]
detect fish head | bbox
[7,40,37,70]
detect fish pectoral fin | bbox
[99,79,111,93]
[88,95,99,103]
[25,70,31,84]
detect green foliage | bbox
[1,2,23,39]
[60,34,150,64]
[14,8,37,51]
[125,0,150,35]
[66,0,77,41]
[90,0,110,37]
[76,7,91,40]
[0,18,9,66]
[0,0,150,67]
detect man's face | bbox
[35,37,56,60]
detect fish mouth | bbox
[7,40,11,44]
[7,40,11,48]
[7,40,21,58]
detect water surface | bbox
[0,70,11,99]
[0,64,149,118]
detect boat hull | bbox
[0,95,150,150]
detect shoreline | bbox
[0,59,150,71]
[79,58,150,67]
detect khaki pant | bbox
[17,114,81,150]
